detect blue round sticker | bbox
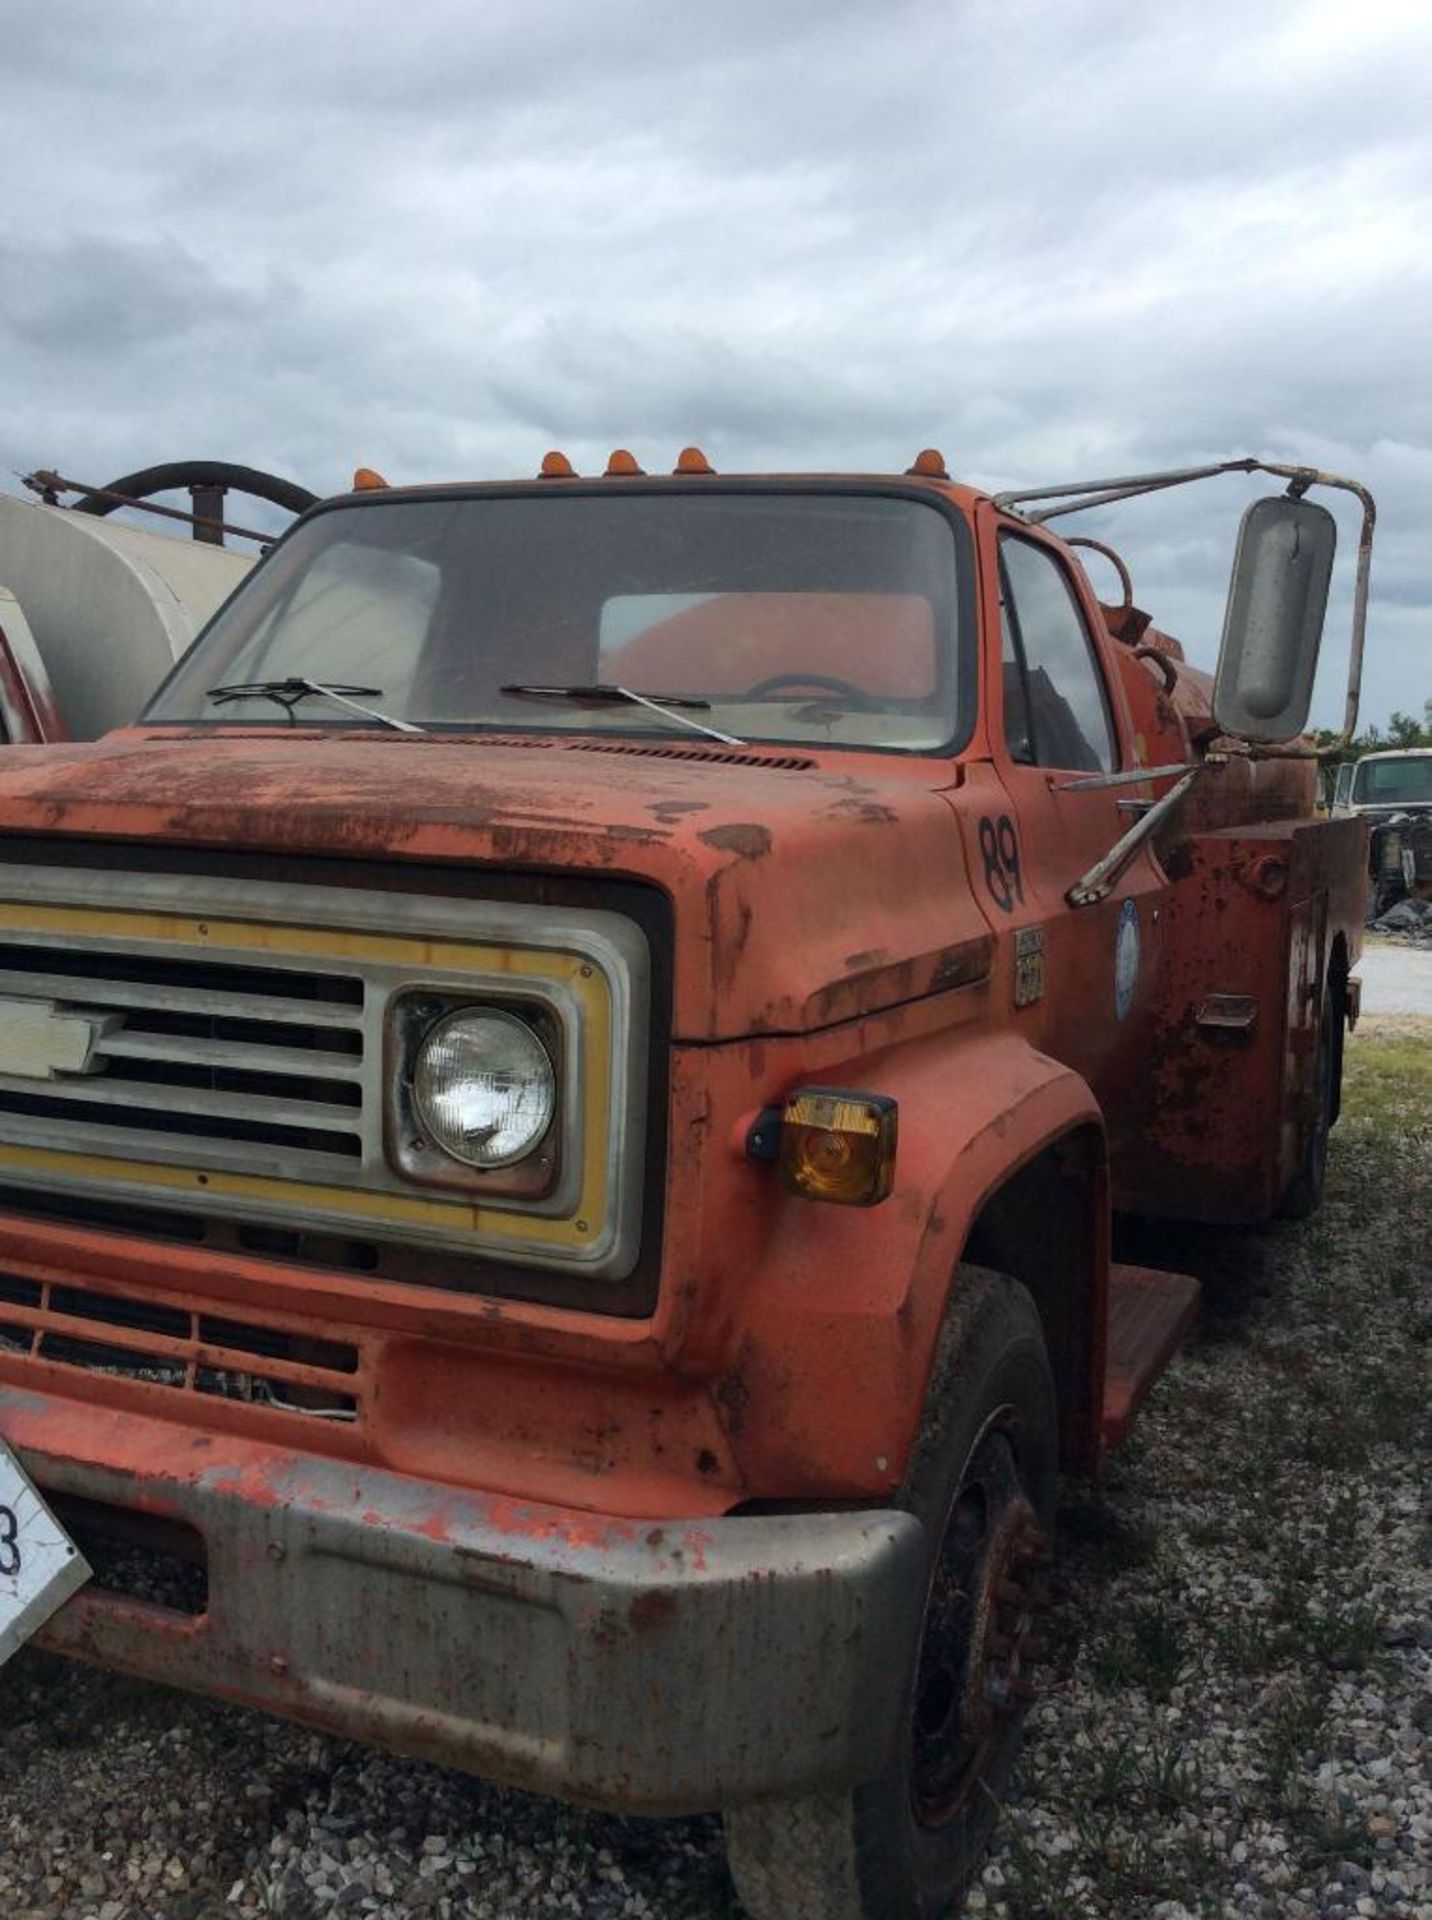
[1114,898,1140,1021]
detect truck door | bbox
[984,525,1169,1096]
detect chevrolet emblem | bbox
[0,998,118,1080]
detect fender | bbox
[706,1027,1108,1500]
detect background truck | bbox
[1333,746,1432,915]
[0,446,1374,1920]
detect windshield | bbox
[146,490,972,753]
[1352,756,1432,805]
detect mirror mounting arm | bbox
[1066,767,1202,908]
[995,457,1376,750]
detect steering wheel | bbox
[743,671,875,707]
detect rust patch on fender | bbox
[715,1359,752,1436]
[930,936,994,992]
[650,799,710,822]
[825,797,898,827]
[699,823,772,859]
[629,1588,679,1633]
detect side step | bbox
[1101,1263,1201,1452]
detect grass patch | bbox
[980,1023,1430,1916]
[1339,1025,1432,1129]
[1089,1597,1190,1701]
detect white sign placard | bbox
[0,1437,90,1669]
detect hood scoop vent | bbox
[463,734,815,772]
[563,739,816,772]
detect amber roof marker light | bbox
[605,450,644,476]
[539,451,578,479]
[674,447,716,475]
[906,448,950,479]
[352,467,390,491]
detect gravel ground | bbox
[1,1019,1428,1920]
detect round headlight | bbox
[413,1008,556,1169]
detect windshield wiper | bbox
[206,678,425,734]
[500,683,744,746]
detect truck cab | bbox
[0,450,1372,1920]
[1333,748,1432,912]
[1334,748,1432,814]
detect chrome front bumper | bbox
[3,1385,925,1814]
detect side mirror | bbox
[1214,494,1337,742]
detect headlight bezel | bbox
[386,987,571,1203]
[412,1004,558,1172]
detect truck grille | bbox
[0,939,367,1178]
[0,1272,361,1420]
[0,866,650,1284]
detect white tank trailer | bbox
[0,463,315,743]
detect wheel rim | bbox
[909,1419,1049,1828]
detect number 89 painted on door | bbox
[978,814,1025,914]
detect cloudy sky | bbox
[2,0,1427,730]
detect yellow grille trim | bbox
[0,902,614,1251]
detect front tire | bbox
[724,1269,1058,1920]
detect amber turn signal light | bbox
[777,1089,898,1206]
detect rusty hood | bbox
[0,730,991,1039]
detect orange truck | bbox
[0,448,1374,1918]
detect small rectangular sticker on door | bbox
[1014,926,1047,1007]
